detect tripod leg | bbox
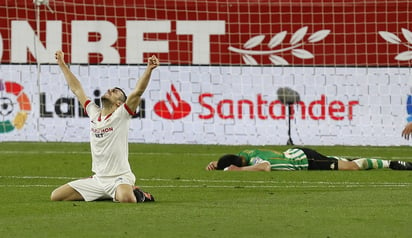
[286,104,294,145]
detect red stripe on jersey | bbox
[83,100,91,117]
[123,103,136,116]
[97,113,113,121]
[84,100,91,108]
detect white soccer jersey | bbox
[85,100,134,177]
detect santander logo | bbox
[154,85,191,119]
[154,84,359,121]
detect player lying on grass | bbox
[50,50,157,203]
[206,147,412,171]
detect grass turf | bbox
[0,142,411,237]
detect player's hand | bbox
[206,161,217,170]
[55,50,66,66]
[224,165,241,171]
[402,122,412,140]
[147,55,159,70]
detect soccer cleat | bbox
[389,161,412,170]
[133,186,155,203]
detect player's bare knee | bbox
[50,192,56,201]
[117,195,137,203]
[50,189,62,201]
[115,184,136,203]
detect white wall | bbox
[0,64,410,146]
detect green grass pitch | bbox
[0,142,411,237]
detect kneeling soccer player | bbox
[50,50,157,203]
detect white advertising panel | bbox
[0,64,410,146]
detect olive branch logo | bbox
[228,26,330,65]
[379,28,412,61]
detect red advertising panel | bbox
[0,0,411,66]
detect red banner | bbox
[0,0,411,66]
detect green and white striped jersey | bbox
[238,148,309,171]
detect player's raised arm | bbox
[55,50,88,107]
[126,55,159,113]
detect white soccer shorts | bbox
[68,172,136,201]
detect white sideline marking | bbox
[0,150,219,156]
[142,184,411,188]
[2,175,412,185]
[1,176,78,180]
[0,176,411,188]
[2,150,410,162]
[0,185,55,187]
[0,184,410,188]
[4,149,410,159]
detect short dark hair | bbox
[115,87,127,102]
[217,154,243,170]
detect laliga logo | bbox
[154,84,191,120]
[0,80,31,133]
